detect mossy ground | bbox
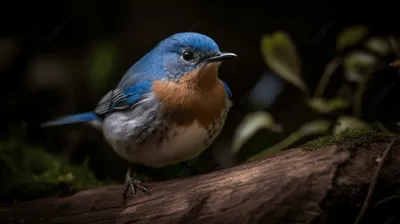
[301,129,397,152]
[0,136,105,204]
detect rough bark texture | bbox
[1,137,400,224]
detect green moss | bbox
[301,129,396,151]
[0,136,104,203]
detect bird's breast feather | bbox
[152,76,228,128]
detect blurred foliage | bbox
[343,51,377,83]
[336,25,368,51]
[87,42,118,92]
[314,57,342,98]
[261,31,309,96]
[247,120,330,161]
[307,97,349,114]
[332,116,371,135]
[389,36,400,57]
[0,126,105,203]
[233,25,400,162]
[365,37,392,56]
[232,111,282,154]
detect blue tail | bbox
[41,112,101,127]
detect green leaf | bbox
[299,120,331,136]
[333,116,371,135]
[231,111,282,153]
[247,120,330,161]
[261,31,309,95]
[343,51,377,83]
[337,25,368,51]
[365,37,392,56]
[307,97,349,114]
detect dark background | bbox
[1,1,400,219]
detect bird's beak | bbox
[205,52,237,63]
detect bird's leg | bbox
[122,167,149,199]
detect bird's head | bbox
[152,32,236,83]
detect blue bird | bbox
[42,32,236,198]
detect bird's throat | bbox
[188,62,221,90]
[152,62,226,128]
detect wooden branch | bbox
[1,137,400,224]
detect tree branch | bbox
[1,136,400,224]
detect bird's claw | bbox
[122,168,149,199]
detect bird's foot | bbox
[122,168,149,199]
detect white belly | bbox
[103,116,212,167]
[102,97,230,168]
[130,121,210,167]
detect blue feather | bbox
[41,112,101,127]
[122,80,153,105]
[94,80,153,115]
[118,32,221,87]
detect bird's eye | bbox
[181,50,194,61]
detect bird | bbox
[41,32,236,199]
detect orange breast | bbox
[152,63,227,129]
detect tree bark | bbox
[1,137,400,224]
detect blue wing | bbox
[95,51,164,116]
[95,80,153,116]
[41,78,153,128]
[41,55,157,127]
